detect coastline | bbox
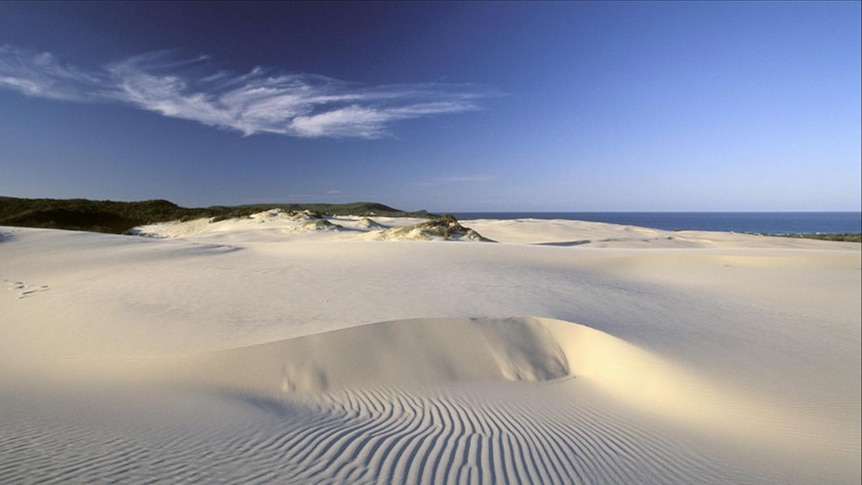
[453,211,862,235]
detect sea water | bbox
[452,212,862,234]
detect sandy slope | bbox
[0,215,859,484]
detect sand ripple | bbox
[1,383,758,485]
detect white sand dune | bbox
[135,211,487,242]
[172,318,571,394]
[1,216,859,484]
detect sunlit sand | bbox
[1,213,859,484]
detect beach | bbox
[1,213,859,484]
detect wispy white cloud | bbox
[0,46,103,101]
[0,46,492,139]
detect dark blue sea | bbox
[452,212,862,234]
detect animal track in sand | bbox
[3,277,50,299]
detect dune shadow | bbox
[215,390,308,419]
[186,242,243,254]
[534,240,592,247]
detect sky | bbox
[0,1,859,212]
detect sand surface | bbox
[1,214,859,484]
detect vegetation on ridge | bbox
[0,196,434,234]
[377,213,495,242]
[761,232,861,243]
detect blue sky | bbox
[1,1,859,211]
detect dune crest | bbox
[175,317,572,394]
[171,316,712,426]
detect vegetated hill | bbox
[0,197,434,234]
[0,197,206,234]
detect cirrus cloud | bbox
[0,46,493,139]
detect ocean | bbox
[452,212,862,235]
